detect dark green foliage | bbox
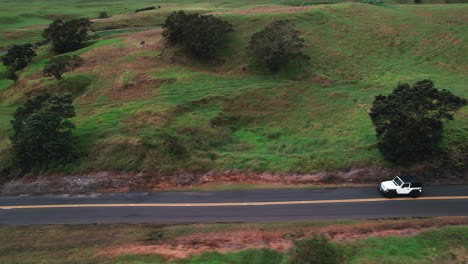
[43,55,84,80]
[369,80,467,164]
[10,93,77,170]
[1,44,36,73]
[135,6,156,13]
[162,11,190,45]
[42,18,93,53]
[414,0,423,3]
[289,235,341,264]
[98,11,110,19]
[5,68,18,81]
[248,20,309,73]
[162,11,233,58]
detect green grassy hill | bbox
[0,1,467,175]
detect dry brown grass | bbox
[96,217,468,259]
[74,29,168,102]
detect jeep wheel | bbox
[386,191,397,198]
[410,191,420,198]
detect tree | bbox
[10,93,77,170]
[289,235,341,264]
[42,18,93,53]
[162,11,233,58]
[1,44,36,76]
[98,11,110,19]
[248,20,309,73]
[369,80,467,164]
[44,55,84,80]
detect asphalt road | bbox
[0,185,467,225]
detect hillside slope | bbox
[0,3,467,175]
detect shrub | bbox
[44,55,84,80]
[369,80,467,164]
[10,93,77,170]
[162,11,233,58]
[43,18,93,53]
[98,11,110,19]
[135,6,156,13]
[414,0,422,3]
[289,235,341,264]
[1,43,36,73]
[248,20,309,73]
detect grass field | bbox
[0,218,466,263]
[0,1,467,175]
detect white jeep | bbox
[379,175,423,198]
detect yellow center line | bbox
[1,196,468,209]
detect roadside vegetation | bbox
[0,217,467,263]
[0,0,466,178]
[9,93,76,172]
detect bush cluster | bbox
[162,11,233,58]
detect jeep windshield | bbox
[393,177,403,187]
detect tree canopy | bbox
[162,11,233,58]
[10,93,77,170]
[369,80,467,164]
[248,20,309,73]
[42,18,93,53]
[1,43,37,75]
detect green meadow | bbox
[0,0,467,174]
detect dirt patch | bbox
[311,74,334,86]
[207,6,314,15]
[329,92,348,99]
[95,217,468,259]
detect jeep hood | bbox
[381,180,397,190]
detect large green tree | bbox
[162,11,233,58]
[43,18,93,53]
[248,20,309,73]
[10,93,77,170]
[369,80,467,164]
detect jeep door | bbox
[398,183,412,194]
